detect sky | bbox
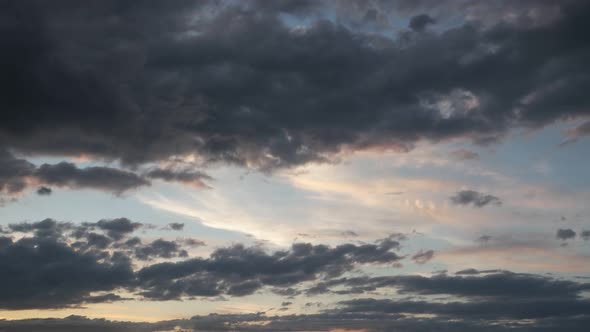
[1,0,590,331]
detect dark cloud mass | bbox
[0,233,133,309]
[36,186,52,195]
[450,190,502,207]
[35,162,150,194]
[95,218,142,240]
[0,0,588,171]
[0,149,150,200]
[1,218,590,330]
[145,168,212,188]
[556,228,576,240]
[409,14,436,31]
[0,218,404,307]
[136,237,403,300]
[1,1,590,331]
[0,149,35,195]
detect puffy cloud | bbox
[95,218,143,240]
[0,217,405,307]
[450,190,502,207]
[136,237,404,300]
[0,234,134,309]
[0,150,150,201]
[36,186,52,195]
[34,162,150,194]
[0,1,589,171]
[556,228,576,240]
[0,149,35,196]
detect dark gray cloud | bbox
[0,233,134,309]
[337,297,590,320]
[411,249,434,264]
[582,230,590,241]
[556,228,576,240]
[0,150,217,203]
[2,238,588,330]
[2,308,590,332]
[450,190,502,207]
[134,239,188,261]
[36,186,52,195]
[136,237,403,300]
[167,222,185,231]
[35,162,150,194]
[95,218,143,240]
[0,1,589,171]
[306,270,590,300]
[0,218,404,307]
[409,14,436,31]
[455,268,504,275]
[0,150,150,201]
[0,149,35,196]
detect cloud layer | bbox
[1,0,589,171]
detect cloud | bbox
[556,228,576,241]
[411,249,434,264]
[4,297,590,332]
[337,297,590,320]
[35,162,150,194]
[133,238,188,261]
[476,235,492,243]
[0,233,134,309]
[409,14,436,31]
[582,230,590,241]
[0,218,404,307]
[95,218,143,240]
[136,237,404,300]
[306,270,590,299]
[36,186,52,195]
[450,190,502,207]
[0,149,216,203]
[167,222,185,231]
[0,150,150,201]
[0,1,589,170]
[341,230,359,237]
[1,244,589,330]
[0,149,35,195]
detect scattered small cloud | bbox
[450,190,502,208]
[36,186,52,196]
[412,250,435,264]
[556,228,576,241]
